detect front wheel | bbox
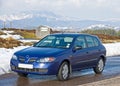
[57,62,70,81]
[93,58,105,74]
[17,73,28,77]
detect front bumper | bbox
[10,60,59,75]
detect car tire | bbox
[57,62,70,81]
[93,58,105,74]
[17,73,28,77]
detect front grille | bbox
[19,56,37,64]
[11,65,48,73]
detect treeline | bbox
[81,29,120,37]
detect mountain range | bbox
[0,11,120,30]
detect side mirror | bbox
[73,45,82,52]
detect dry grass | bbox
[2,28,36,39]
[0,28,37,48]
[0,31,6,35]
[0,37,22,48]
[11,29,36,39]
[93,34,120,43]
[22,42,34,46]
[0,37,35,48]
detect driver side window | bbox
[74,36,87,49]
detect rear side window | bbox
[74,36,87,48]
[86,36,95,48]
[93,37,99,46]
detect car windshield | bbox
[34,35,74,49]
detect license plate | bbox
[18,63,33,69]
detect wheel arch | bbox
[100,54,106,64]
[58,59,72,74]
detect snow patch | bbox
[0,34,24,39]
[3,30,14,34]
[0,46,29,75]
[0,30,24,40]
[104,43,120,56]
[19,39,39,43]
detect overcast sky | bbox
[0,0,120,20]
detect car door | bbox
[84,36,99,67]
[71,36,90,70]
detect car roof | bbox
[50,33,96,37]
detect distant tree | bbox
[81,28,118,36]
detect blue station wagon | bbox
[10,33,106,81]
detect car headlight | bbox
[37,57,55,62]
[12,55,17,60]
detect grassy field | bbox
[0,28,36,48]
[2,28,36,39]
[93,34,120,43]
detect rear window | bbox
[93,37,99,46]
[86,36,95,48]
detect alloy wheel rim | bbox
[62,64,69,79]
[98,59,104,72]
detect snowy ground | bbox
[104,43,120,56]
[19,39,39,43]
[0,30,24,39]
[0,46,29,75]
[0,43,120,75]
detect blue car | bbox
[10,33,106,81]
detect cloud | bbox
[0,0,120,20]
[0,14,32,21]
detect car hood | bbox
[15,47,67,57]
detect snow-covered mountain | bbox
[0,11,120,29]
[0,11,68,29]
[87,24,112,29]
[83,24,120,31]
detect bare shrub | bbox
[0,37,22,48]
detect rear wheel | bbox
[93,58,105,74]
[57,62,70,81]
[17,73,28,77]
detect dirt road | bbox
[0,56,120,86]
